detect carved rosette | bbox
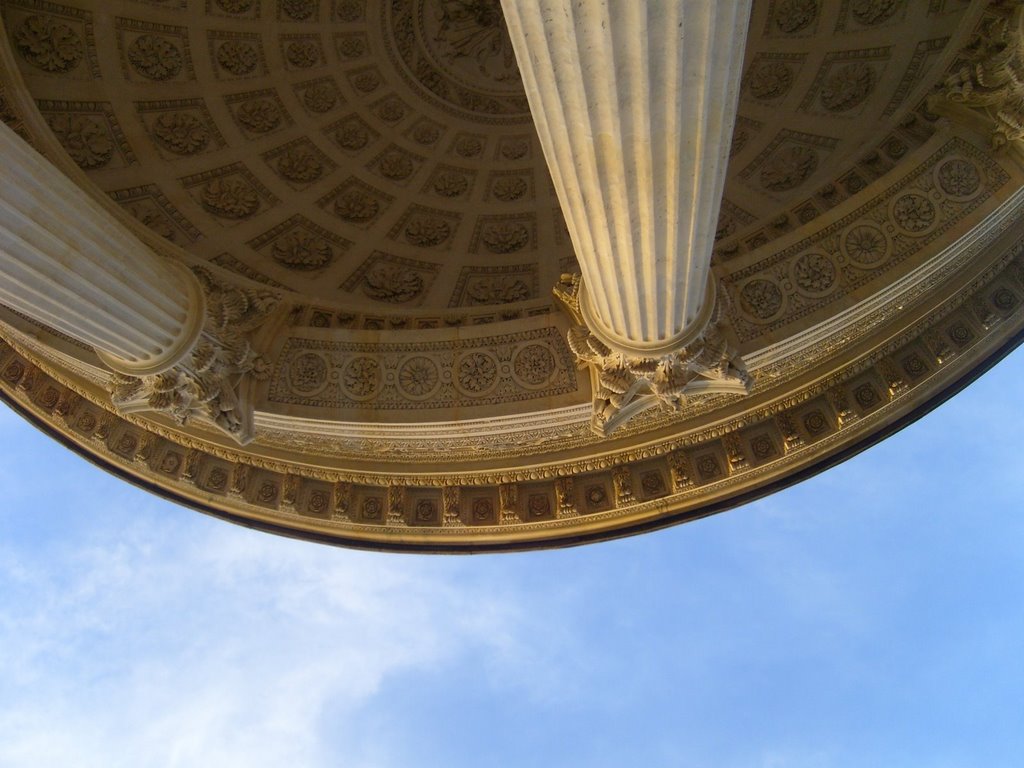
[555,274,751,436]
[109,268,278,444]
[931,4,1024,150]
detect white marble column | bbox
[0,121,204,375]
[0,122,276,443]
[501,0,753,433]
[501,0,752,355]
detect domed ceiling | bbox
[1,0,1023,550]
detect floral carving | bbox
[492,176,527,201]
[851,0,898,25]
[217,0,255,12]
[352,71,380,92]
[466,276,529,304]
[892,193,935,233]
[127,35,183,81]
[285,40,319,68]
[109,268,278,444]
[938,7,1024,149]
[500,139,528,159]
[792,253,836,294]
[936,158,981,198]
[152,112,209,155]
[282,0,316,20]
[271,232,333,269]
[404,217,451,247]
[14,15,83,73]
[342,356,379,397]
[457,352,497,393]
[398,356,438,396]
[333,122,369,150]
[740,278,783,319]
[336,0,364,22]
[336,36,365,59]
[748,62,793,100]
[513,344,554,384]
[333,190,380,222]
[46,114,113,169]
[276,146,323,183]
[455,136,482,157]
[288,352,327,393]
[821,63,873,112]
[844,224,887,265]
[378,151,414,180]
[760,145,818,191]
[236,99,282,133]
[201,178,259,219]
[302,83,337,113]
[556,275,751,435]
[775,0,818,33]
[412,124,440,144]
[376,98,405,122]
[363,263,423,302]
[482,222,529,253]
[217,41,259,75]
[433,172,469,197]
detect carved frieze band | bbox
[4,237,1022,546]
[268,326,577,410]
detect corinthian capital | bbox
[109,268,279,444]
[932,2,1024,150]
[556,274,751,436]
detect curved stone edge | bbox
[3,238,1023,551]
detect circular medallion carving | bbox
[792,253,836,295]
[200,178,259,219]
[342,356,380,399]
[363,263,423,302]
[271,233,333,269]
[820,63,873,112]
[302,82,337,113]
[936,158,981,199]
[748,62,793,100]
[127,35,183,81]
[236,99,282,133]
[398,355,439,397]
[288,352,328,394]
[433,172,469,197]
[14,15,84,73]
[277,146,323,183]
[46,114,113,169]
[482,222,529,253]
[152,112,209,155]
[513,344,555,385]
[456,352,498,394]
[384,0,531,123]
[775,0,818,33]
[891,193,936,234]
[843,224,888,266]
[217,0,255,12]
[739,278,784,320]
[217,40,258,75]
[334,190,380,222]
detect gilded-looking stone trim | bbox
[3,235,1022,550]
[268,326,577,410]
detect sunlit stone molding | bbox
[0,122,276,444]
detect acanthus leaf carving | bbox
[933,4,1024,150]
[109,267,279,444]
[555,274,752,436]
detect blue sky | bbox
[2,348,1023,768]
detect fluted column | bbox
[501,0,753,433]
[502,0,751,354]
[0,121,204,374]
[0,122,277,443]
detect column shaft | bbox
[0,122,203,376]
[501,0,751,355]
